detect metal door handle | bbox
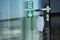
[34,6,51,13]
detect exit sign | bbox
[26,10,33,18]
[26,1,33,9]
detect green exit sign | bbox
[26,1,33,9]
[26,10,33,18]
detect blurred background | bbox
[0,0,60,40]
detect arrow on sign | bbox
[28,13,32,17]
[26,10,33,18]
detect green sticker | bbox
[26,1,33,9]
[26,10,34,18]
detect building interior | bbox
[0,0,60,40]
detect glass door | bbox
[0,0,39,40]
[50,0,60,40]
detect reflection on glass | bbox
[0,0,43,40]
[36,16,44,40]
[0,19,22,40]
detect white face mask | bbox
[36,16,44,31]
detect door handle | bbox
[34,6,51,21]
[34,6,51,13]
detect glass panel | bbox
[50,0,60,13]
[51,13,60,40]
[0,20,21,40]
[0,0,45,40]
